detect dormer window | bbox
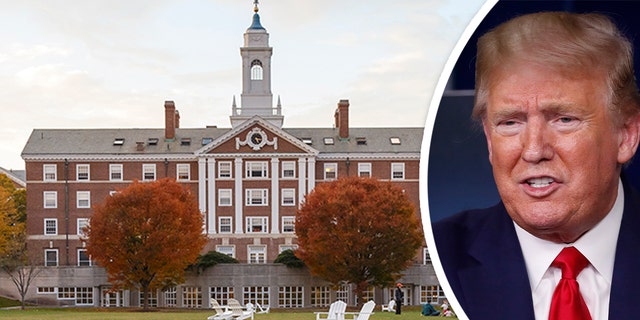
[356,137,367,145]
[302,138,312,145]
[323,137,334,145]
[148,138,158,145]
[390,137,401,145]
[251,60,263,80]
[113,138,125,146]
[180,138,191,146]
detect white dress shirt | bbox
[515,179,624,320]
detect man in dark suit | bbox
[433,11,640,320]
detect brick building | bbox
[14,3,441,308]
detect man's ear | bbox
[482,119,494,165]
[618,114,640,164]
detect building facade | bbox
[12,3,441,308]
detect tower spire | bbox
[253,0,259,13]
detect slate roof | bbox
[22,126,423,160]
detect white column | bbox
[271,157,280,234]
[298,158,307,206]
[207,158,216,234]
[198,158,207,232]
[234,158,244,234]
[307,157,316,193]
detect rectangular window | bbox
[246,161,268,178]
[110,164,123,181]
[310,286,331,307]
[44,191,57,208]
[336,284,350,305]
[45,249,58,267]
[281,188,295,206]
[209,287,234,307]
[58,287,75,300]
[182,286,202,308]
[391,163,405,180]
[243,286,269,306]
[278,286,304,308]
[281,161,295,178]
[424,248,432,264]
[139,290,158,308]
[246,217,268,233]
[143,164,156,181]
[177,164,190,181]
[216,245,235,258]
[77,218,90,237]
[44,218,57,235]
[38,287,57,294]
[76,164,90,181]
[218,189,232,206]
[245,189,268,206]
[219,217,232,233]
[282,217,295,233]
[43,164,57,181]
[248,246,267,264]
[324,163,337,180]
[358,163,372,178]
[164,287,177,308]
[78,249,91,266]
[421,285,445,304]
[77,191,90,208]
[78,288,94,304]
[218,161,232,178]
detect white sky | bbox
[0,0,486,170]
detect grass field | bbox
[0,306,456,319]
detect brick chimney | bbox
[174,110,180,129]
[335,99,349,139]
[165,101,176,140]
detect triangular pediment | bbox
[196,116,318,156]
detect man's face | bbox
[482,61,639,243]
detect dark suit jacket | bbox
[433,180,640,320]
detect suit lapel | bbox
[457,204,535,320]
[610,181,640,318]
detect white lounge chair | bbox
[228,298,254,320]
[315,300,347,320]
[255,302,270,314]
[381,299,396,312]
[207,298,233,320]
[341,300,376,320]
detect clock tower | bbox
[231,1,284,128]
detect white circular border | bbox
[420,1,498,319]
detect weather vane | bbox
[253,0,259,13]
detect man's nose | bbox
[521,120,554,163]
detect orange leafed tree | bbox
[85,178,206,309]
[295,177,423,301]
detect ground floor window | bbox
[243,286,269,306]
[139,289,158,307]
[336,284,349,305]
[389,287,412,306]
[57,287,93,305]
[278,286,303,308]
[210,286,235,306]
[182,286,202,308]
[359,286,375,304]
[164,287,177,307]
[420,285,445,304]
[310,286,331,307]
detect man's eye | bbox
[559,117,574,123]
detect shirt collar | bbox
[515,179,624,291]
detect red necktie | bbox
[549,246,592,320]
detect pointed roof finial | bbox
[253,0,259,13]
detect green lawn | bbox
[0,306,455,319]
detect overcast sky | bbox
[0,0,487,170]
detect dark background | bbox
[428,0,640,222]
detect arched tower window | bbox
[250,60,263,80]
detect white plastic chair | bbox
[381,299,396,312]
[315,300,347,320]
[341,300,376,320]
